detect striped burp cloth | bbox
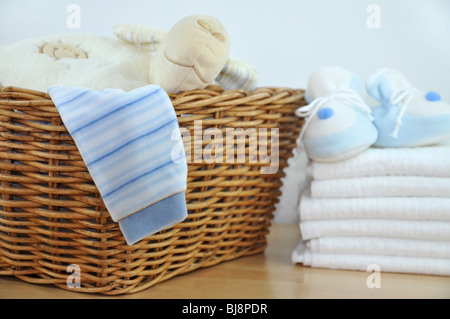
[48,85,188,245]
[215,57,258,91]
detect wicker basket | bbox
[0,85,305,295]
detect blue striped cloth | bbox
[216,57,258,91]
[48,85,188,245]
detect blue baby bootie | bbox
[295,66,378,162]
[366,68,450,148]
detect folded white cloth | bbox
[300,219,450,241]
[307,237,450,259]
[299,191,450,221]
[307,144,450,180]
[292,241,450,276]
[48,85,188,245]
[310,176,450,198]
[294,143,450,276]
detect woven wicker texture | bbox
[0,85,305,294]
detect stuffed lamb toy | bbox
[0,14,257,93]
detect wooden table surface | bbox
[0,223,449,299]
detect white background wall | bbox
[1,0,449,223]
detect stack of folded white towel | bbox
[292,144,450,276]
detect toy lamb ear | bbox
[216,56,258,91]
[113,24,167,52]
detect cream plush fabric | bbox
[0,14,233,93]
[114,18,258,92]
[0,34,149,92]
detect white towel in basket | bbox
[48,84,188,245]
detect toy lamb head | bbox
[149,14,230,92]
[114,14,231,92]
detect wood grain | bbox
[1,223,448,299]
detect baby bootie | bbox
[296,66,378,162]
[366,68,450,147]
